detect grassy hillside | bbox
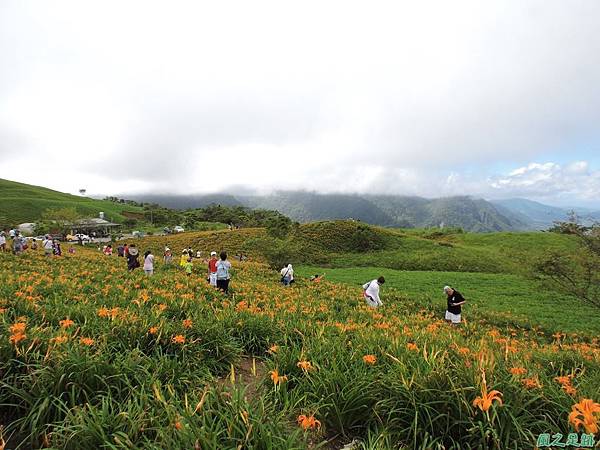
[0,178,144,225]
[131,221,576,275]
[296,266,600,336]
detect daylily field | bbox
[1,231,599,449]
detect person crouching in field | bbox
[185,257,193,276]
[127,245,140,271]
[144,250,154,276]
[362,276,385,308]
[444,286,466,325]
[280,264,294,286]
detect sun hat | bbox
[210,251,217,256]
[443,286,451,292]
[128,247,139,256]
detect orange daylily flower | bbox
[182,319,193,329]
[9,332,26,344]
[172,335,186,344]
[297,414,321,430]
[568,398,600,434]
[521,377,542,389]
[473,369,503,412]
[406,343,419,352]
[268,344,279,354]
[269,369,288,386]
[60,319,74,328]
[80,337,95,346]
[97,307,110,318]
[9,322,26,334]
[509,367,527,376]
[473,386,503,412]
[363,354,377,365]
[149,326,158,334]
[297,360,315,372]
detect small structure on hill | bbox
[70,217,120,237]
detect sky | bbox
[1,1,600,207]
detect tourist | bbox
[216,251,232,294]
[143,250,154,276]
[280,263,294,286]
[117,244,125,257]
[103,244,113,256]
[123,243,129,257]
[196,250,202,259]
[208,251,218,286]
[444,286,466,325]
[12,231,24,255]
[68,246,75,254]
[127,244,140,271]
[180,250,188,267]
[310,274,324,283]
[164,246,173,264]
[362,276,385,308]
[185,257,193,276]
[53,239,62,256]
[42,235,54,257]
[31,239,38,251]
[0,231,6,252]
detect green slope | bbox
[0,178,143,225]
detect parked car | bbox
[67,233,91,242]
[174,226,185,233]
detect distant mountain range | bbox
[128,191,600,232]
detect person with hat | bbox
[207,251,218,286]
[163,246,173,264]
[444,286,466,325]
[126,244,140,271]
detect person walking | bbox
[143,250,154,276]
[444,286,466,325]
[127,244,140,271]
[362,276,385,308]
[117,244,125,257]
[208,251,218,286]
[280,264,294,286]
[216,251,232,294]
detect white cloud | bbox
[0,1,599,205]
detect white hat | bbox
[443,286,452,292]
[210,251,217,256]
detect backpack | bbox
[216,261,230,279]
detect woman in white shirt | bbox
[362,276,385,308]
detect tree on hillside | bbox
[37,207,84,235]
[535,217,600,310]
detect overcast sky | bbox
[1,1,600,206]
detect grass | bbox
[296,266,600,336]
[0,178,144,225]
[0,240,599,449]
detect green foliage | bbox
[535,220,600,310]
[0,178,144,225]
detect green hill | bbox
[0,178,144,226]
